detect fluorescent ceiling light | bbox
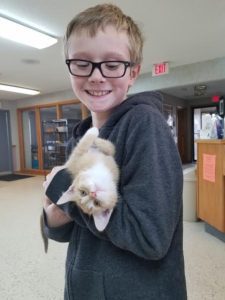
[0,16,57,49]
[0,84,40,95]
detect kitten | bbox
[41,127,119,252]
[57,127,119,230]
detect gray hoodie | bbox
[44,91,187,300]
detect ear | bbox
[57,184,75,205]
[129,64,141,87]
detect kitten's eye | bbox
[80,190,87,196]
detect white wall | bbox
[130,57,225,94]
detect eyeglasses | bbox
[65,59,134,78]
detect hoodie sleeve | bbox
[42,209,74,243]
[79,106,183,260]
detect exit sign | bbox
[152,62,169,77]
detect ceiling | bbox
[1,0,225,101]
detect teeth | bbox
[88,90,110,96]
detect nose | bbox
[88,66,105,82]
[90,191,97,198]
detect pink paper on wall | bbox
[203,154,216,183]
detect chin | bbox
[93,105,115,113]
[89,102,113,112]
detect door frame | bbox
[17,99,88,175]
[191,103,218,161]
[0,109,13,174]
[177,107,189,163]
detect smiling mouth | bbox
[86,90,111,96]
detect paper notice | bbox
[203,154,216,183]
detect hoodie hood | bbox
[117,91,163,114]
[72,91,163,138]
[102,91,163,128]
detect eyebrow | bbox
[70,52,128,60]
[103,52,128,59]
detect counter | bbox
[196,139,225,233]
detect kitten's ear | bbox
[93,209,113,231]
[57,185,74,205]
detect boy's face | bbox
[67,26,140,117]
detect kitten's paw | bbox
[86,127,99,137]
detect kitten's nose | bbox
[90,191,96,198]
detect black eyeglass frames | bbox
[65,59,134,78]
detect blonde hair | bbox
[64,3,144,64]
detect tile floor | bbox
[0,176,225,300]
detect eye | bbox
[104,62,120,70]
[73,60,90,68]
[80,190,87,196]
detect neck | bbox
[91,111,111,129]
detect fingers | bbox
[43,197,53,210]
[43,198,73,227]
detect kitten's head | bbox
[56,168,117,231]
[72,172,115,215]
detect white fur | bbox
[82,162,114,189]
[86,127,99,136]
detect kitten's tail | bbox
[40,213,48,253]
[65,127,99,167]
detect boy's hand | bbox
[43,197,73,228]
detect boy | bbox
[43,4,187,299]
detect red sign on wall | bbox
[203,154,216,183]
[152,62,169,77]
[212,95,220,103]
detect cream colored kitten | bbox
[41,127,119,252]
[58,127,119,219]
